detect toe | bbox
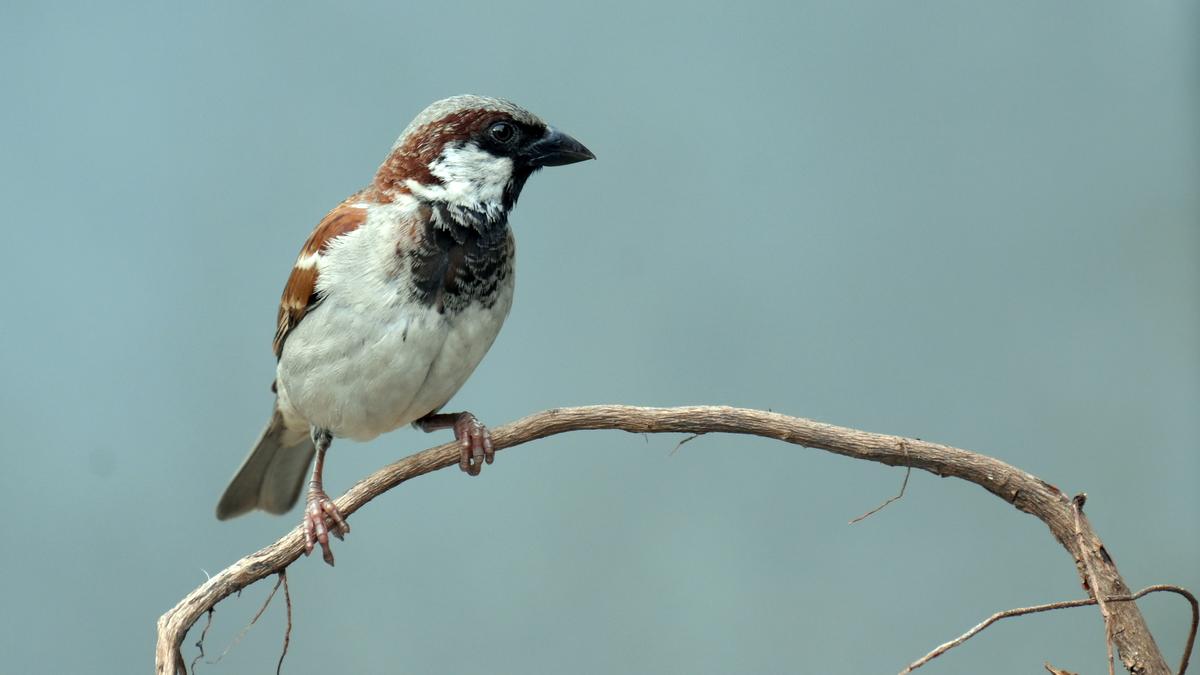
[459,442,473,473]
[483,431,495,464]
[321,500,350,537]
[303,521,316,556]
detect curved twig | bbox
[156,405,1183,674]
[901,584,1199,674]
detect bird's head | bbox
[374,95,594,228]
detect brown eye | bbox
[489,121,516,143]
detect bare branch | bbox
[1074,494,1116,675]
[155,405,1181,674]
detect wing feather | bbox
[272,200,368,358]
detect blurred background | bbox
[1,2,1196,673]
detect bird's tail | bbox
[215,406,315,520]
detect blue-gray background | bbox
[2,2,1196,673]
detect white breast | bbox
[274,200,514,441]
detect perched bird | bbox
[216,95,594,564]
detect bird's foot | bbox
[415,411,495,476]
[452,412,494,476]
[303,488,350,566]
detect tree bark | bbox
[155,405,1172,674]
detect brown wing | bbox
[272,200,368,358]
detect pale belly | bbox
[275,289,512,441]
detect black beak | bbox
[524,127,595,167]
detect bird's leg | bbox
[414,411,494,476]
[303,427,350,566]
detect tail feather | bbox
[216,407,315,520]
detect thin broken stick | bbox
[276,572,291,675]
[850,440,911,524]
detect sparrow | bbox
[215,95,594,565]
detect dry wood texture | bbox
[156,405,1175,674]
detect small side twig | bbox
[276,571,291,675]
[900,584,1198,674]
[850,441,911,524]
[189,609,214,674]
[901,597,1097,673]
[670,432,704,455]
[210,573,283,666]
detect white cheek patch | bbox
[407,143,514,211]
